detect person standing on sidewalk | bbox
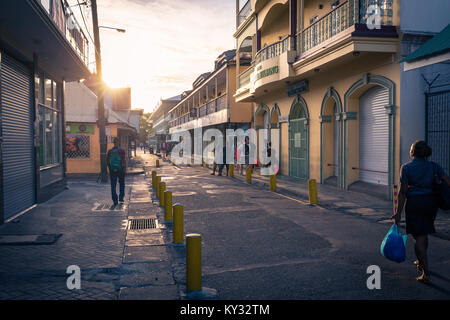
[237,141,245,175]
[211,137,221,176]
[218,144,229,176]
[392,140,450,283]
[245,136,257,171]
[107,137,127,206]
[160,140,168,160]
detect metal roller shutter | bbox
[359,86,389,185]
[0,52,35,220]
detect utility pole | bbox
[91,0,108,183]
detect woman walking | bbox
[392,140,450,283]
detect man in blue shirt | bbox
[107,138,127,206]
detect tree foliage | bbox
[139,112,153,143]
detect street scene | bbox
[0,0,450,304]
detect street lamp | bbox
[99,26,126,33]
[90,0,126,183]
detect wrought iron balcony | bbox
[169,94,228,128]
[237,66,253,90]
[254,35,294,65]
[297,0,394,54]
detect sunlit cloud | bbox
[88,0,236,112]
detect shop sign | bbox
[66,123,94,134]
[257,66,279,80]
[287,80,308,97]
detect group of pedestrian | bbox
[210,136,256,176]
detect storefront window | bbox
[53,82,58,109]
[45,109,53,165]
[39,107,45,166]
[37,73,62,167]
[45,78,52,107]
[54,111,61,163]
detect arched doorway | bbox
[270,104,281,173]
[343,74,396,200]
[359,86,389,185]
[320,88,343,187]
[255,104,270,165]
[289,97,309,179]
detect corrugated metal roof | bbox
[401,24,450,63]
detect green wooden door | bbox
[289,118,308,179]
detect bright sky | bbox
[78,0,236,113]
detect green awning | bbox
[401,24,450,63]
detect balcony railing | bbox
[237,0,251,27]
[296,0,394,54]
[169,94,228,128]
[298,0,353,53]
[237,66,253,90]
[199,105,207,117]
[254,35,295,65]
[37,0,90,66]
[216,94,227,111]
[206,100,216,114]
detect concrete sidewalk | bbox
[0,154,179,300]
[190,163,450,241]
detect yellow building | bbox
[65,82,138,174]
[168,50,254,160]
[234,0,402,199]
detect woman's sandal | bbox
[416,273,431,284]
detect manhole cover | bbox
[128,218,159,230]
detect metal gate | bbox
[359,86,389,185]
[0,51,35,222]
[426,90,450,175]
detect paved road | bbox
[150,153,450,299]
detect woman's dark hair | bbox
[410,140,432,158]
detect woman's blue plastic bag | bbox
[380,224,407,263]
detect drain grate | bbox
[128,218,158,230]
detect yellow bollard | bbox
[173,204,184,244]
[186,233,202,292]
[156,176,161,198]
[246,167,252,184]
[156,159,160,167]
[229,164,234,177]
[164,191,173,221]
[308,179,318,205]
[152,171,157,189]
[270,174,276,192]
[159,182,166,207]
